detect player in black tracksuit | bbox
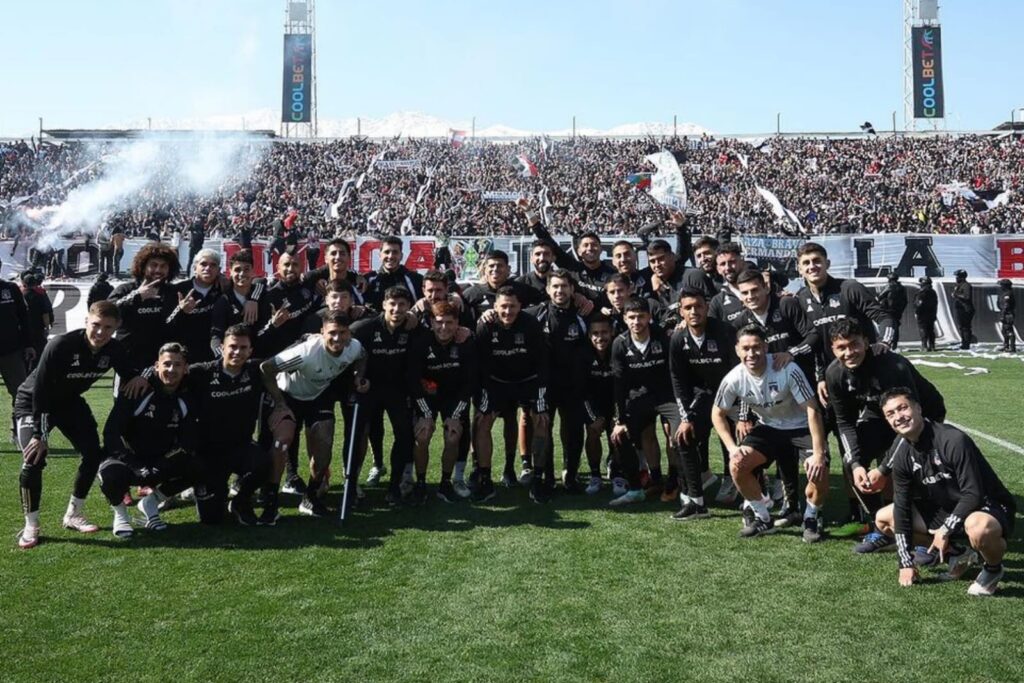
[525,271,590,493]
[527,220,616,300]
[407,301,477,503]
[363,236,424,309]
[874,389,1015,595]
[108,243,183,371]
[668,291,739,519]
[825,319,947,551]
[97,344,201,538]
[875,273,908,349]
[255,253,323,492]
[474,286,551,503]
[795,242,894,522]
[997,279,1016,353]
[609,298,681,504]
[705,243,748,328]
[914,277,938,352]
[167,252,227,364]
[462,251,545,320]
[14,302,147,549]
[581,316,617,492]
[185,326,271,526]
[350,287,421,504]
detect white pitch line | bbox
[947,421,1024,456]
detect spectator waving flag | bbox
[516,154,539,177]
[450,129,467,149]
[644,151,687,210]
[625,172,652,190]
[755,185,805,235]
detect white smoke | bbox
[24,134,269,250]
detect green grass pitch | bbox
[2,352,1022,682]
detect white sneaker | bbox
[366,465,385,486]
[452,480,472,499]
[137,495,168,531]
[179,487,195,503]
[609,489,645,507]
[17,524,40,549]
[112,505,134,539]
[715,478,738,504]
[399,472,415,497]
[62,511,100,534]
[518,467,534,486]
[967,566,1005,597]
[611,477,628,497]
[585,475,602,495]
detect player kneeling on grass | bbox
[97,343,202,538]
[408,302,476,504]
[711,324,829,542]
[15,301,149,549]
[186,325,272,526]
[260,311,366,518]
[871,389,1015,596]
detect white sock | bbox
[680,494,692,505]
[454,461,466,481]
[112,504,131,529]
[69,495,86,510]
[25,510,40,527]
[761,493,774,510]
[804,502,819,519]
[749,499,770,522]
[692,496,705,507]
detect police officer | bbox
[951,269,974,350]
[914,277,938,352]
[876,273,908,350]
[997,279,1016,353]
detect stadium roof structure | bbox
[40,129,277,140]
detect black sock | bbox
[650,468,662,484]
[441,471,452,483]
[480,466,491,479]
[984,563,1003,573]
[416,471,426,483]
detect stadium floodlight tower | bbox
[903,0,944,132]
[281,0,318,138]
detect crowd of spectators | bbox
[1,133,1022,245]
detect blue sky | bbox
[2,0,1021,136]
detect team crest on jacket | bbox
[514,333,525,345]
[97,356,110,369]
[567,326,579,339]
[450,346,459,359]
[829,296,841,309]
[651,341,662,354]
[768,381,779,397]
[398,334,408,345]
[707,340,718,353]
[772,310,782,322]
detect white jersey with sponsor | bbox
[714,355,815,431]
[273,336,364,401]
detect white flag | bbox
[644,151,687,210]
[755,185,804,234]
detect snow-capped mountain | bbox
[114,110,711,138]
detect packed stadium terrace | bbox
[1,133,1022,240]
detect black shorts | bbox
[477,381,545,415]
[918,499,1016,538]
[741,424,829,467]
[413,394,470,422]
[583,397,614,425]
[284,391,336,429]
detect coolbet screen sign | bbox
[912,26,944,119]
[282,34,312,123]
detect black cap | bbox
[919,276,932,286]
[887,272,900,282]
[998,278,1012,288]
[954,269,967,278]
